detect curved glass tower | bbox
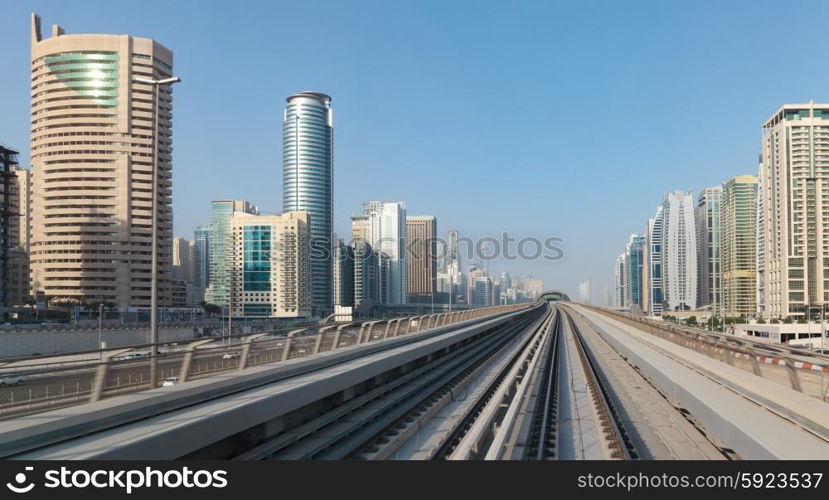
[283,91,333,314]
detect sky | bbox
[2,0,829,302]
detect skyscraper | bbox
[406,216,437,303]
[205,200,258,307]
[283,91,333,316]
[361,201,407,304]
[29,14,176,307]
[624,234,645,310]
[0,146,18,311]
[473,276,493,306]
[722,175,759,317]
[446,230,462,304]
[662,191,698,311]
[333,240,355,307]
[696,187,722,314]
[7,165,31,307]
[646,205,664,316]
[193,225,211,291]
[614,253,626,309]
[172,236,193,282]
[353,241,380,308]
[758,103,829,320]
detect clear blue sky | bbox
[2,0,828,301]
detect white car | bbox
[0,374,24,387]
[222,352,241,360]
[161,377,178,387]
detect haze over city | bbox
[3,0,828,299]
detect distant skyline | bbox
[2,0,829,298]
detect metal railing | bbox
[0,303,530,419]
[578,305,829,402]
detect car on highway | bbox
[161,377,179,387]
[0,374,24,387]
[222,352,241,360]
[114,352,147,361]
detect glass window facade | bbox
[283,92,333,313]
[243,225,271,292]
[44,52,119,107]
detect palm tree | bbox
[23,295,36,319]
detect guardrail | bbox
[576,305,829,402]
[0,303,530,419]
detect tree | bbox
[202,303,221,317]
[50,297,84,322]
[23,295,36,316]
[685,315,698,326]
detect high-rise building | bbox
[283,91,333,316]
[353,241,379,308]
[205,200,258,306]
[7,165,31,307]
[406,216,437,303]
[29,14,176,307]
[227,211,311,318]
[662,191,698,311]
[466,266,485,305]
[333,240,355,307]
[445,230,463,304]
[525,277,544,300]
[193,225,210,291]
[0,146,19,311]
[645,205,664,316]
[473,276,493,306]
[351,215,369,244]
[172,236,193,282]
[614,253,626,308]
[696,187,722,314]
[500,272,512,291]
[9,166,30,254]
[722,175,759,317]
[624,234,645,310]
[758,103,829,320]
[361,201,407,304]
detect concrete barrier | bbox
[0,327,196,359]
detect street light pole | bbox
[98,302,103,359]
[133,76,180,388]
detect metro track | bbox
[235,306,546,460]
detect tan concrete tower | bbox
[29,14,175,307]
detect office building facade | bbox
[0,146,19,310]
[227,211,311,318]
[662,191,698,311]
[624,234,645,310]
[333,240,355,307]
[361,201,407,304]
[646,205,664,316]
[758,103,829,320]
[614,253,626,308]
[406,216,436,302]
[353,241,380,308]
[696,187,722,314]
[29,14,176,306]
[205,200,258,306]
[722,175,759,317]
[283,91,333,316]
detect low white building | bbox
[732,322,828,348]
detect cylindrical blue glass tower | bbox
[283,91,333,315]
